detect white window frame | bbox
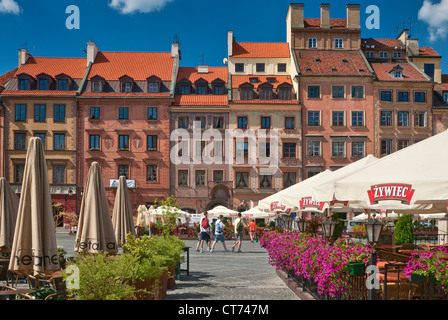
[308,38,317,48]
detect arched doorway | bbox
[206,183,232,211]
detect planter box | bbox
[167,264,176,289]
[154,270,168,300]
[347,262,365,276]
[134,278,156,300]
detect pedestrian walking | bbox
[210,215,229,252]
[249,219,257,242]
[231,212,246,253]
[196,212,211,253]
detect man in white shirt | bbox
[210,215,229,252]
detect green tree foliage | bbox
[395,214,414,245]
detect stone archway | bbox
[206,183,232,211]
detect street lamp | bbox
[297,219,308,233]
[321,220,337,239]
[364,218,384,300]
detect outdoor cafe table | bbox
[377,245,403,253]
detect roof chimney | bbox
[171,42,179,58]
[346,4,361,29]
[87,41,99,66]
[289,3,305,29]
[227,31,234,57]
[320,4,330,29]
[198,65,209,74]
[18,49,31,67]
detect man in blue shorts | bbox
[210,215,229,252]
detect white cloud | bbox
[0,0,21,14]
[109,0,174,14]
[418,0,448,42]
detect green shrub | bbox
[395,214,414,245]
[330,213,343,241]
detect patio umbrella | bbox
[149,206,191,218]
[207,205,238,217]
[241,206,276,218]
[8,137,60,275]
[74,162,117,254]
[137,205,147,228]
[329,130,448,211]
[0,178,19,254]
[112,176,135,245]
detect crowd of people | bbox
[195,212,259,253]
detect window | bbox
[39,79,48,90]
[146,165,157,182]
[443,92,448,103]
[307,168,322,179]
[195,141,206,157]
[308,111,320,126]
[118,165,129,179]
[307,140,321,157]
[19,79,29,90]
[196,170,206,186]
[380,139,393,156]
[89,135,100,150]
[283,172,296,188]
[280,88,290,100]
[380,111,392,126]
[54,105,66,122]
[352,111,364,126]
[235,63,244,72]
[366,52,374,58]
[332,86,345,99]
[393,52,402,59]
[256,63,265,72]
[90,107,100,120]
[148,82,159,93]
[121,82,132,93]
[177,140,188,157]
[118,107,129,120]
[334,38,343,49]
[415,111,427,127]
[213,170,223,183]
[261,117,270,129]
[53,165,65,184]
[54,134,65,150]
[178,170,188,186]
[393,70,402,78]
[178,116,189,129]
[414,92,426,103]
[147,107,158,120]
[259,142,270,158]
[381,91,392,102]
[34,104,46,122]
[147,135,158,151]
[34,133,46,149]
[194,116,206,129]
[14,164,24,183]
[118,135,129,150]
[285,117,295,129]
[283,143,296,158]
[332,141,345,157]
[213,140,223,157]
[180,85,189,95]
[236,142,249,159]
[235,172,248,189]
[424,64,435,81]
[92,81,102,93]
[241,88,252,100]
[260,174,272,189]
[197,85,206,95]
[277,63,287,72]
[14,133,26,150]
[261,89,271,100]
[15,104,26,121]
[213,117,224,129]
[237,117,247,129]
[352,86,364,99]
[213,86,223,95]
[397,111,409,127]
[352,141,365,158]
[332,111,344,126]
[307,86,320,98]
[58,79,68,90]
[380,52,388,58]
[308,38,317,48]
[398,139,410,150]
[398,92,409,102]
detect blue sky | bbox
[1,0,448,75]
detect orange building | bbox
[77,42,179,212]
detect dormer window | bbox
[181,85,190,94]
[39,79,48,90]
[148,82,159,93]
[267,77,276,84]
[259,83,273,100]
[197,85,206,95]
[19,79,29,90]
[394,70,402,78]
[249,77,258,84]
[55,74,72,91]
[36,73,53,90]
[121,82,132,93]
[390,65,404,79]
[58,79,68,90]
[92,81,102,93]
[211,78,225,95]
[213,85,223,95]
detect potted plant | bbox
[57,246,67,270]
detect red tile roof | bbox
[177,67,228,83]
[303,18,347,29]
[1,90,77,96]
[13,57,87,79]
[232,42,290,58]
[231,75,293,89]
[371,63,431,82]
[0,68,18,87]
[435,75,448,90]
[79,92,170,98]
[88,51,175,81]
[361,38,405,49]
[295,50,371,76]
[418,47,441,58]
[230,99,299,105]
[172,95,228,106]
